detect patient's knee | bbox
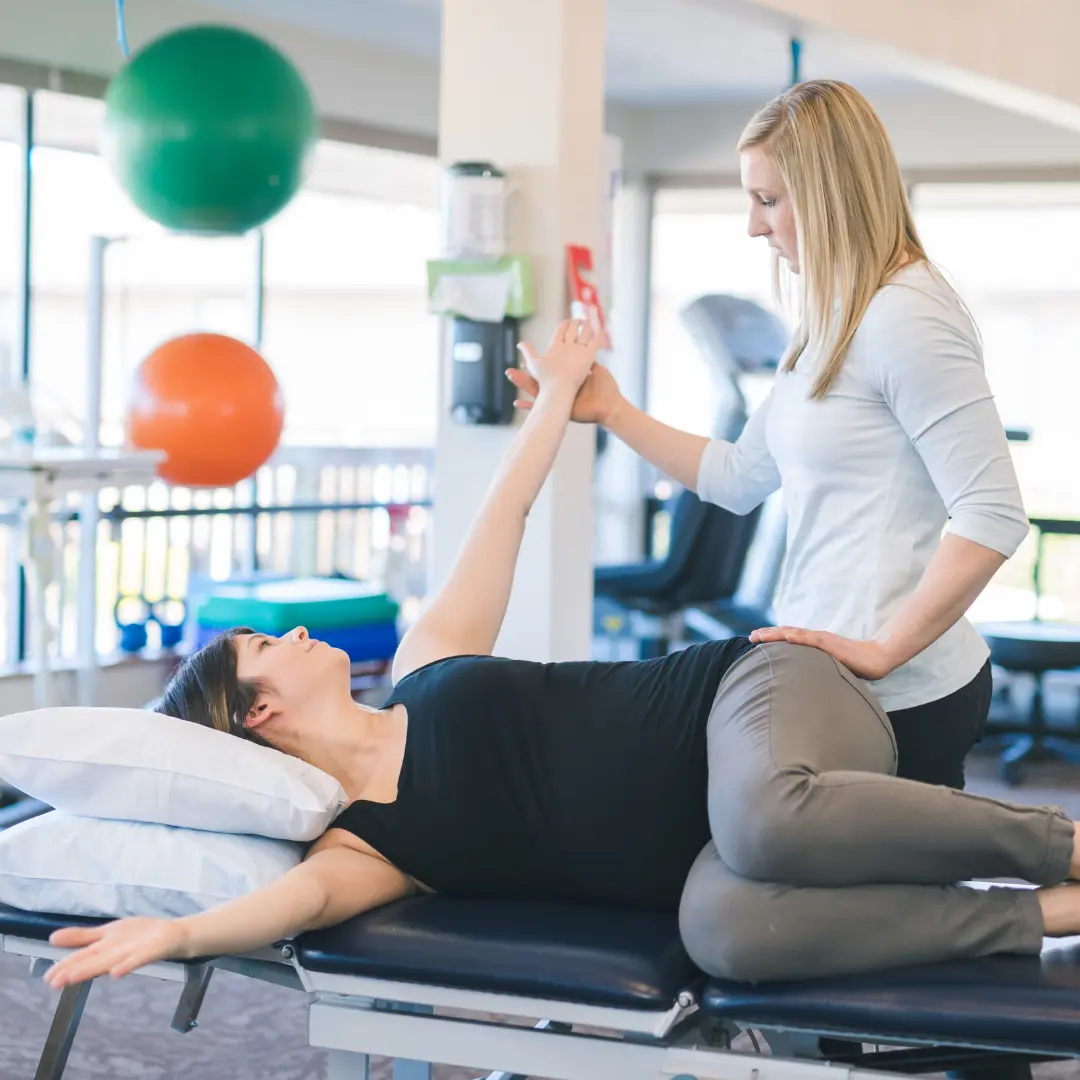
[679,843,791,985]
[711,770,819,884]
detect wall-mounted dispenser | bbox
[442,161,508,261]
[426,253,534,427]
[429,161,533,426]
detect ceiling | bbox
[200,0,926,106]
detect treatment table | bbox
[3,894,1080,1079]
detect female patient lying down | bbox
[45,320,1080,990]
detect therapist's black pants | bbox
[888,660,994,790]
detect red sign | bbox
[566,244,607,337]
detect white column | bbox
[595,172,653,566]
[434,0,607,662]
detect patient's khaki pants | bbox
[680,642,1074,983]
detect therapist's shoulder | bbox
[861,260,975,339]
[858,262,982,387]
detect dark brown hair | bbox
[156,628,272,747]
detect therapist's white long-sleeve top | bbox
[697,261,1029,711]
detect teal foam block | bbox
[195,577,399,634]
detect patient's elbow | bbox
[287,859,339,933]
[305,901,342,932]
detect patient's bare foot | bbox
[1038,883,1080,936]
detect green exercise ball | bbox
[103,25,317,234]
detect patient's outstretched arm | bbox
[44,845,412,987]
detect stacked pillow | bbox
[0,706,349,920]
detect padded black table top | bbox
[704,942,1080,1055]
[7,899,1080,1051]
[0,899,698,1011]
[0,903,100,938]
[297,896,699,1010]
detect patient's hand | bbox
[44,918,192,988]
[516,319,601,400]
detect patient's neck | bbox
[273,699,404,803]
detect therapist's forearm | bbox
[873,533,1006,671]
[604,397,710,491]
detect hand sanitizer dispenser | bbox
[449,317,519,425]
[427,254,534,427]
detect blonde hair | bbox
[738,80,926,398]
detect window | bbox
[29,100,442,449]
[913,183,1080,619]
[913,183,1080,516]
[30,91,256,446]
[262,140,441,447]
[649,187,779,437]
[648,179,1080,620]
[0,85,24,669]
[1,86,442,671]
[0,85,23,381]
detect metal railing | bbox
[0,446,435,669]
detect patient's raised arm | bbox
[391,319,600,681]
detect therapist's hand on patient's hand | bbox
[44,918,192,988]
[508,358,621,425]
[749,626,897,682]
[516,318,599,395]
[511,320,621,420]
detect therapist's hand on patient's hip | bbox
[749,626,898,682]
[44,918,191,988]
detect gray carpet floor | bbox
[4,748,1080,1080]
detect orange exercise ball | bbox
[127,333,284,487]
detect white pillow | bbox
[0,707,347,841]
[0,811,303,920]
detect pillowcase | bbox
[0,811,303,920]
[0,706,347,841]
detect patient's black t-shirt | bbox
[331,638,754,911]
